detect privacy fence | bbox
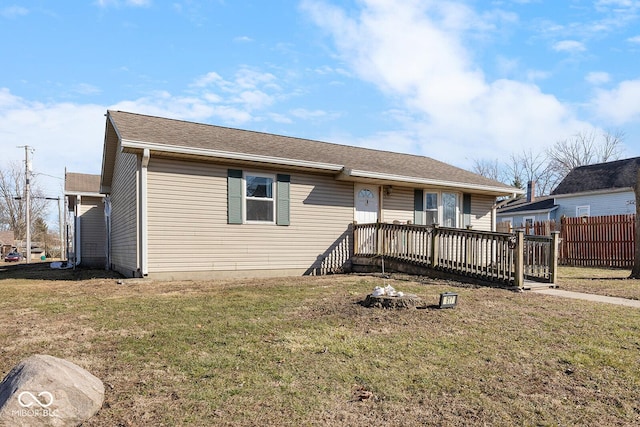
[353,222,559,288]
[503,214,635,268]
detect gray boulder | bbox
[0,354,104,427]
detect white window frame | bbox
[576,205,590,218]
[523,216,535,227]
[441,192,460,228]
[424,191,461,228]
[425,192,438,225]
[243,172,276,224]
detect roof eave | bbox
[553,187,633,198]
[64,191,105,198]
[120,139,345,173]
[496,205,559,216]
[100,113,120,194]
[338,169,522,196]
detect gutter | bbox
[339,169,522,196]
[120,139,345,172]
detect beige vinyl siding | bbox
[110,149,139,276]
[470,194,494,231]
[146,158,354,276]
[79,196,106,267]
[381,186,414,224]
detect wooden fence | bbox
[505,214,635,268]
[560,215,635,268]
[353,222,558,287]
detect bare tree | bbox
[472,129,626,197]
[471,158,502,181]
[0,162,48,240]
[546,129,624,184]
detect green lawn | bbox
[1,264,639,426]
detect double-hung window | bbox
[244,173,275,223]
[425,192,438,225]
[228,169,290,226]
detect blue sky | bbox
[2,0,640,225]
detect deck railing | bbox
[353,222,559,287]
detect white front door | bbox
[355,185,379,223]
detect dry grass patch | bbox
[1,265,640,426]
[556,266,640,300]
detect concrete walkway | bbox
[531,288,640,308]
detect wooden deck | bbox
[353,222,559,288]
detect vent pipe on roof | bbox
[526,181,536,203]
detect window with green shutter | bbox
[227,169,290,226]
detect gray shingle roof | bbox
[496,197,557,214]
[551,157,640,195]
[106,110,517,194]
[65,172,101,194]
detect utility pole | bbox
[18,145,32,263]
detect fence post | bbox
[430,225,439,269]
[514,230,524,288]
[550,231,559,284]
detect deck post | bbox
[430,225,439,269]
[353,222,359,255]
[549,231,559,284]
[376,221,383,256]
[514,230,524,288]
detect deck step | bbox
[522,281,559,291]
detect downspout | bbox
[104,195,111,270]
[140,148,150,276]
[75,196,81,266]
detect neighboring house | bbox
[100,110,521,279]
[65,172,107,268]
[497,157,640,228]
[496,181,559,230]
[551,157,640,218]
[0,230,15,258]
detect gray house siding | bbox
[555,190,635,218]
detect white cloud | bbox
[95,0,150,8]
[591,79,640,124]
[526,70,551,82]
[585,71,611,85]
[0,6,28,18]
[191,71,224,88]
[301,0,589,166]
[628,35,640,43]
[74,83,102,95]
[234,36,253,43]
[290,108,339,121]
[552,40,586,53]
[0,89,106,211]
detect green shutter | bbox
[227,169,243,224]
[463,193,472,228]
[414,189,425,225]
[276,174,290,226]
